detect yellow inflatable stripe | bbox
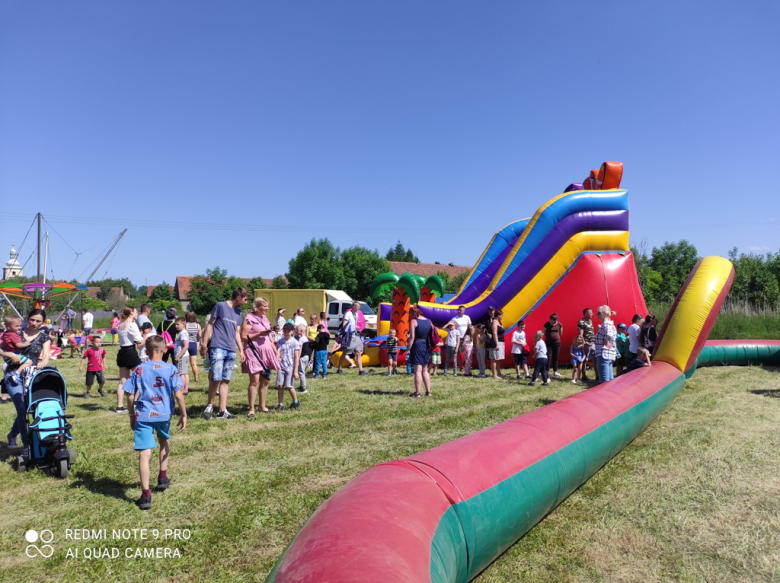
[653,256,733,372]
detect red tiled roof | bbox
[86,286,128,300]
[174,276,287,300]
[386,261,470,279]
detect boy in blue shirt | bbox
[124,335,187,511]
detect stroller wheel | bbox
[15,456,27,473]
[68,449,76,464]
[57,459,68,479]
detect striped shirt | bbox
[595,320,617,361]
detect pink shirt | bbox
[111,317,120,330]
[84,347,106,371]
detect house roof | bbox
[174,276,286,300]
[386,261,471,279]
[86,286,127,300]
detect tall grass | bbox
[648,300,780,340]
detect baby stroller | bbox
[16,367,76,478]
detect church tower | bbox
[3,244,23,280]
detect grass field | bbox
[0,348,778,582]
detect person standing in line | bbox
[511,320,530,379]
[528,331,550,387]
[451,305,472,373]
[275,323,301,411]
[408,305,432,398]
[173,317,190,396]
[158,308,178,363]
[199,288,249,420]
[318,312,329,336]
[241,297,280,417]
[542,313,563,378]
[615,323,629,376]
[115,307,143,414]
[295,324,312,394]
[462,325,474,376]
[137,304,153,329]
[594,305,617,383]
[82,307,94,339]
[311,324,330,379]
[488,309,506,380]
[66,307,76,330]
[474,324,487,378]
[293,308,307,330]
[185,312,202,383]
[442,321,461,377]
[627,314,644,361]
[641,315,658,352]
[570,336,585,384]
[577,308,597,381]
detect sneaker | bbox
[477,374,486,378]
[525,374,531,379]
[155,478,171,492]
[358,371,368,376]
[572,379,578,384]
[543,380,551,385]
[387,373,393,377]
[216,410,236,420]
[392,371,397,375]
[84,393,92,399]
[528,382,536,387]
[202,404,213,420]
[443,372,449,377]
[337,370,344,375]
[554,372,563,378]
[276,404,284,411]
[6,434,17,448]
[115,407,128,414]
[135,496,152,511]
[98,389,107,397]
[290,401,300,409]
[298,389,308,394]
[453,373,458,377]
[516,374,521,380]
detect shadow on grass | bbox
[71,471,136,501]
[750,389,780,399]
[355,389,410,396]
[536,398,559,406]
[75,402,102,411]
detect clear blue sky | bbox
[1,1,778,288]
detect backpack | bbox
[161,320,176,350]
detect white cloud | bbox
[748,246,771,252]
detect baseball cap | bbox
[282,322,295,331]
[618,323,626,329]
[140,322,154,331]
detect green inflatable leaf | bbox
[423,275,445,298]
[370,272,400,299]
[397,272,420,304]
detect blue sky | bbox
[1,1,778,287]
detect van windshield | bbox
[359,303,375,315]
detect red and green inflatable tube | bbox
[266,257,777,583]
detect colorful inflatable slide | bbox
[267,165,780,582]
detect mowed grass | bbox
[0,349,777,582]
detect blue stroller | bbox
[16,367,76,478]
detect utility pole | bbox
[37,212,42,283]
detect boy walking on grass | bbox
[276,323,301,411]
[125,335,187,511]
[443,322,461,377]
[79,334,107,397]
[386,328,398,376]
[173,317,190,397]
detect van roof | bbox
[326,290,352,302]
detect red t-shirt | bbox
[84,347,106,371]
[0,331,22,353]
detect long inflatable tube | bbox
[267,256,769,582]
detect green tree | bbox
[446,271,469,295]
[631,242,663,303]
[148,281,177,313]
[648,240,699,302]
[286,238,345,289]
[271,276,288,289]
[436,271,451,294]
[246,277,269,293]
[728,248,780,308]
[385,241,419,263]
[341,246,390,303]
[189,267,236,315]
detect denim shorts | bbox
[134,420,171,450]
[209,348,236,381]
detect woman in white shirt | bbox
[115,306,143,414]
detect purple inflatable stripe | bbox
[455,237,519,304]
[420,210,629,326]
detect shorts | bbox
[276,369,294,389]
[85,370,105,386]
[347,336,364,355]
[572,356,583,366]
[431,353,441,365]
[489,344,505,361]
[83,328,92,338]
[177,354,189,376]
[209,348,236,382]
[388,351,398,363]
[134,420,171,451]
[513,353,526,365]
[188,341,198,357]
[110,329,117,335]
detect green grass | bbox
[0,350,778,582]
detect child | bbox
[312,324,330,379]
[173,317,190,397]
[570,336,585,384]
[623,347,652,374]
[110,312,120,344]
[1,315,32,379]
[528,331,550,387]
[138,322,155,363]
[67,331,82,358]
[462,325,474,376]
[125,335,187,510]
[79,334,107,397]
[475,324,487,378]
[511,320,530,379]
[386,328,399,376]
[615,323,628,376]
[270,324,280,345]
[429,331,443,377]
[443,322,461,377]
[276,323,301,410]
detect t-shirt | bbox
[535,339,548,358]
[175,330,189,359]
[578,318,595,345]
[124,361,183,423]
[312,332,330,352]
[276,315,286,329]
[616,332,628,358]
[82,312,94,328]
[628,323,641,353]
[386,336,398,354]
[111,317,120,330]
[452,315,472,336]
[543,322,562,344]
[511,330,526,354]
[84,347,106,371]
[343,311,358,334]
[0,331,22,353]
[66,309,75,322]
[137,314,152,328]
[624,358,648,374]
[296,335,312,359]
[277,336,301,371]
[208,301,242,352]
[445,329,461,348]
[293,315,307,331]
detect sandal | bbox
[425,392,432,397]
[247,412,255,419]
[409,393,422,398]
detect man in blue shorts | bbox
[124,335,187,511]
[199,287,249,420]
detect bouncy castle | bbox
[270,164,780,582]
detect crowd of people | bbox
[0,289,659,510]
